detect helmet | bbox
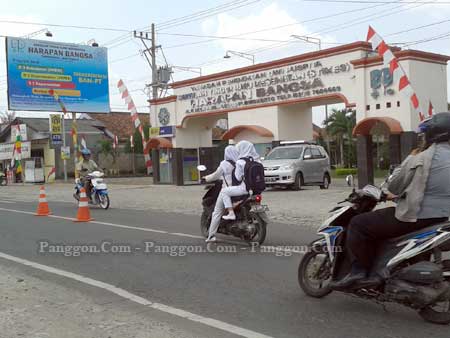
[81,148,91,156]
[421,112,450,145]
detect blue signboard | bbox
[6,37,110,113]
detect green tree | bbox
[98,139,118,164]
[124,124,150,154]
[324,109,356,167]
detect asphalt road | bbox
[0,199,448,338]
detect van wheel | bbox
[292,173,303,191]
[320,174,330,190]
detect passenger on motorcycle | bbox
[331,112,450,289]
[221,140,261,221]
[76,148,100,201]
[203,145,240,243]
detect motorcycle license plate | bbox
[251,204,269,212]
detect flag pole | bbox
[62,113,68,182]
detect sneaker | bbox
[222,213,236,221]
[205,236,216,243]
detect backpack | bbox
[241,157,266,194]
[224,160,240,187]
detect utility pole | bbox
[151,23,158,100]
[133,24,160,101]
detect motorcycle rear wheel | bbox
[419,301,450,325]
[298,247,332,298]
[98,194,110,210]
[246,214,267,245]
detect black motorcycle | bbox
[200,180,269,245]
[298,182,450,324]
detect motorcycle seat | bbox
[231,194,249,203]
[387,221,450,244]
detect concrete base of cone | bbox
[74,217,94,223]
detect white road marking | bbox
[0,251,274,338]
[0,207,302,255]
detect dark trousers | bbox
[347,207,447,270]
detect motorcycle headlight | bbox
[280,164,294,170]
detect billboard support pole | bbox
[72,113,78,180]
[62,114,68,182]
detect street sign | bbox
[49,114,63,145]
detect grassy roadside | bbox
[331,168,388,179]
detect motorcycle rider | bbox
[222,140,261,221]
[331,112,450,289]
[203,145,240,243]
[76,148,100,201]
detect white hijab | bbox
[236,141,260,160]
[220,145,240,172]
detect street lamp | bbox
[224,50,255,64]
[87,39,99,47]
[23,28,53,39]
[290,35,321,51]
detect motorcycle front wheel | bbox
[419,301,450,325]
[298,246,332,298]
[98,194,110,210]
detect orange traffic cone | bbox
[74,188,93,222]
[35,186,52,216]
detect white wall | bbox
[277,103,313,141]
[228,105,279,138]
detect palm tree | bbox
[324,109,356,167]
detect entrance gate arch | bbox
[150,42,449,185]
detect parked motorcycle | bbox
[0,172,7,186]
[198,165,269,245]
[73,170,110,209]
[298,177,450,324]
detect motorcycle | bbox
[74,170,110,209]
[0,172,7,186]
[198,165,269,245]
[298,176,450,324]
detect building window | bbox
[386,102,391,108]
[397,101,401,107]
[376,103,381,110]
[366,105,370,111]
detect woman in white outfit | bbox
[222,141,260,221]
[203,145,240,243]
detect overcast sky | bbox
[1,0,449,125]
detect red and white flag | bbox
[367,26,426,122]
[113,135,118,150]
[118,79,152,173]
[428,101,434,117]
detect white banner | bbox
[0,141,31,160]
[11,124,27,142]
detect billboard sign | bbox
[0,141,31,160]
[6,37,110,113]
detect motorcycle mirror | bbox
[346,175,354,187]
[197,165,207,172]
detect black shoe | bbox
[329,272,366,290]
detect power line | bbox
[161,2,389,50]
[303,0,450,3]
[0,19,131,32]
[156,0,262,31]
[187,0,434,71]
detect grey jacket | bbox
[388,144,436,222]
